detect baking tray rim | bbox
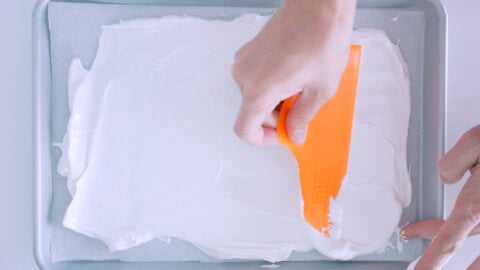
[32,0,447,269]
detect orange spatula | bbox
[277,45,362,234]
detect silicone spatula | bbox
[277,45,362,234]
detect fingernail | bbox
[399,222,410,240]
[400,229,409,240]
[293,128,307,144]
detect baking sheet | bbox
[47,2,426,262]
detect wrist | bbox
[284,0,357,26]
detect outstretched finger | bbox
[414,172,480,270]
[402,219,480,240]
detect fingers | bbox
[468,256,480,270]
[234,41,252,61]
[286,88,331,144]
[234,98,278,146]
[402,219,480,240]
[413,128,480,270]
[401,220,445,240]
[414,172,480,270]
[439,125,480,184]
[260,126,279,146]
[263,110,278,128]
[414,214,476,270]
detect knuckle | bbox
[242,88,270,110]
[232,45,253,80]
[470,125,480,135]
[234,50,243,61]
[242,88,258,103]
[234,41,251,61]
[462,127,480,146]
[233,122,248,139]
[233,124,259,146]
[234,125,250,142]
[231,62,243,82]
[439,243,459,257]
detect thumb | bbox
[286,88,331,144]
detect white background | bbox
[0,0,478,269]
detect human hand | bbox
[232,0,356,145]
[402,126,480,270]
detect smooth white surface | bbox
[0,0,478,269]
[57,15,410,261]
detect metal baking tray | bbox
[33,0,447,269]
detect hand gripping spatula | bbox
[277,45,362,234]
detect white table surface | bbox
[0,0,478,269]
